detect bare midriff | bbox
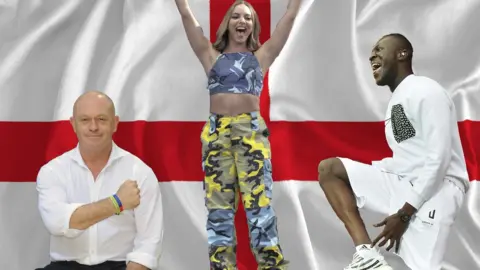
[209,93,260,116]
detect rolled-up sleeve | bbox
[126,167,164,269]
[36,166,86,238]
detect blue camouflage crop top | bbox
[207,52,263,96]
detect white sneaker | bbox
[344,245,393,270]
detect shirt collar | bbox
[70,141,126,169]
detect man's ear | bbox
[398,49,408,61]
[70,116,76,133]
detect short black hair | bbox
[382,33,413,61]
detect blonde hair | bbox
[213,1,261,52]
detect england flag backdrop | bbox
[0,0,479,269]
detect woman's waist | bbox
[209,93,260,116]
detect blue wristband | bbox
[113,194,123,208]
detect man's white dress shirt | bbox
[36,143,164,269]
[373,74,470,210]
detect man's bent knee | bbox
[317,157,348,184]
[317,157,338,179]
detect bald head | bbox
[380,33,413,62]
[70,91,119,152]
[73,91,115,117]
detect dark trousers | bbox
[36,261,126,270]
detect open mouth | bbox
[371,62,382,76]
[236,26,246,34]
[371,62,381,72]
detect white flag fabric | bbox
[0,0,479,270]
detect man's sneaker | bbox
[344,244,393,270]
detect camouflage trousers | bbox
[200,111,289,270]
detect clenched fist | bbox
[116,180,140,210]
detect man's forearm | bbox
[126,262,149,270]
[69,197,118,230]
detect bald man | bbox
[36,91,164,270]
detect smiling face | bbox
[213,1,261,52]
[369,36,401,86]
[227,3,254,45]
[70,92,119,152]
